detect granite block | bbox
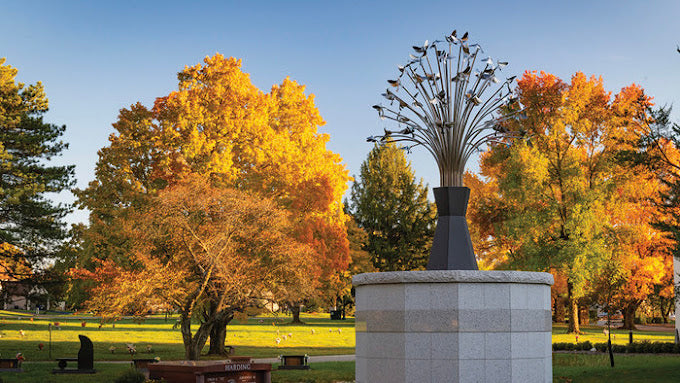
[431,332,459,360]
[432,359,458,383]
[526,284,547,310]
[458,283,484,309]
[405,358,431,382]
[355,332,367,357]
[355,355,367,382]
[367,332,405,358]
[361,310,405,332]
[458,309,511,332]
[459,332,485,360]
[405,332,432,360]
[485,359,512,383]
[511,332,546,359]
[510,284,529,309]
[459,359,485,383]
[405,283,432,310]
[485,332,512,360]
[430,283,458,309]
[404,309,458,332]
[484,283,511,309]
[357,284,404,311]
[366,357,405,383]
[544,332,553,358]
[511,309,552,332]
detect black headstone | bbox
[77,335,94,370]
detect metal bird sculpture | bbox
[369,29,524,187]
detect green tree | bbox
[0,58,74,279]
[470,71,659,333]
[349,142,436,271]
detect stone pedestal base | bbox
[353,270,554,383]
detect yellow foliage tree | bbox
[75,54,350,355]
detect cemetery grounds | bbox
[0,310,678,382]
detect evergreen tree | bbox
[349,142,435,271]
[0,58,74,279]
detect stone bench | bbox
[0,358,22,372]
[278,355,310,370]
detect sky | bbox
[2,0,680,225]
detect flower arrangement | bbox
[38,343,44,351]
[146,345,153,353]
[126,344,136,356]
[15,352,24,366]
[109,345,116,354]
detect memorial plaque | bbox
[149,358,271,383]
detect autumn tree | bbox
[75,176,312,359]
[75,54,350,354]
[0,58,75,283]
[469,71,667,333]
[349,142,436,271]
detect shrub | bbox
[114,369,146,383]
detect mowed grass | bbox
[0,362,356,383]
[551,323,674,345]
[553,353,680,382]
[0,311,354,361]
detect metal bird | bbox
[366,136,378,143]
[469,43,483,53]
[461,32,469,42]
[447,30,458,43]
[388,79,400,87]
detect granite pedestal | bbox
[354,270,554,383]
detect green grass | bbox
[553,353,680,382]
[0,312,355,361]
[551,323,674,345]
[0,362,128,383]
[272,361,355,383]
[0,362,355,383]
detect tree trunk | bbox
[621,305,637,330]
[290,304,304,324]
[553,298,565,323]
[208,315,233,355]
[579,306,589,325]
[566,282,580,334]
[180,315,213,360]
[661,300,671,324]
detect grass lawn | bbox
[553,353,680,382]
[551,323,674,345]
[2,310,680,382]
[0,312,354,362]
[0,361,356,383]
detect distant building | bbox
[0,280,61,311]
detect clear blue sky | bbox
[2,0,679,224]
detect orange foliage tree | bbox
[74,54,350,356]
[467,71,673,333]
[74,176,312,359]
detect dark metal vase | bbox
[426,187,478,270]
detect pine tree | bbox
[0,58,74,279]
[349,142,436,271]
